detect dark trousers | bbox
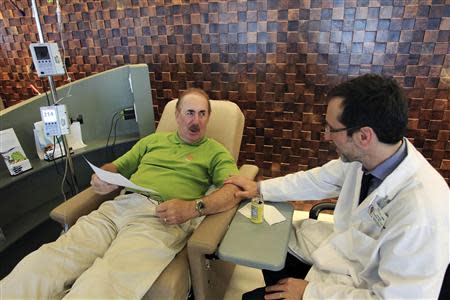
[242,253,311,300]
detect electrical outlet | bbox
[123,107,136,120]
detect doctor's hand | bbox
[224,175,258,200]
[265,278,308,300]
[155,199,196,225]
[90,174,119,195]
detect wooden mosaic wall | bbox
[0,0,449,182]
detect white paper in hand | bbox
[85,158,157,194]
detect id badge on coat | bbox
[368,201,388,229]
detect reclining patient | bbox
[0,88,240,299]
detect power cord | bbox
[52,136,76,197]
[105,107,136,159]
[111,114,121,157]
[105,111,122,160]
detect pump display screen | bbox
[30,43,65,77]
[41,108,57,122]
[34,46,50,60]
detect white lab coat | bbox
[261,139,449,299]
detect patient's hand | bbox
[90,174,119,195]
[224,175,258,200]
[155,199,196,225]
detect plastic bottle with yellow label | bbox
[250,195,264,224]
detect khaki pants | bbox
[0,194,194,299]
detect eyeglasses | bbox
[324,124,361,134]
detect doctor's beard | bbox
[337,148,362,164]
[340,153,351,162]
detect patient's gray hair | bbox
[176,88,211,113]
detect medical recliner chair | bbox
[50,99,259,299]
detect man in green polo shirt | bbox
[1,88,240,299]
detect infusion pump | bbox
[29,43,65,77]
[40,105,70,136]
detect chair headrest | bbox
[156,99,244,161]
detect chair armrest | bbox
[50,187,121,227]
[188,164,258,300]
[237,163,259,179]
[188,205,238,255]
[309,202,336,220]
[188,164,259,254]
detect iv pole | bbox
[30,0,79,194]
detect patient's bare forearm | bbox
[101,163,118,173]
[202,183,240,215]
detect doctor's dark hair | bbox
[327,74,408,144]
[176,88,211,113]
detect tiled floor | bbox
[224,265,265,300]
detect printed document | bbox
[85,158,157,194]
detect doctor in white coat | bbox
[227,74,449,300]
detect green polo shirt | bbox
[113,132,238,201]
